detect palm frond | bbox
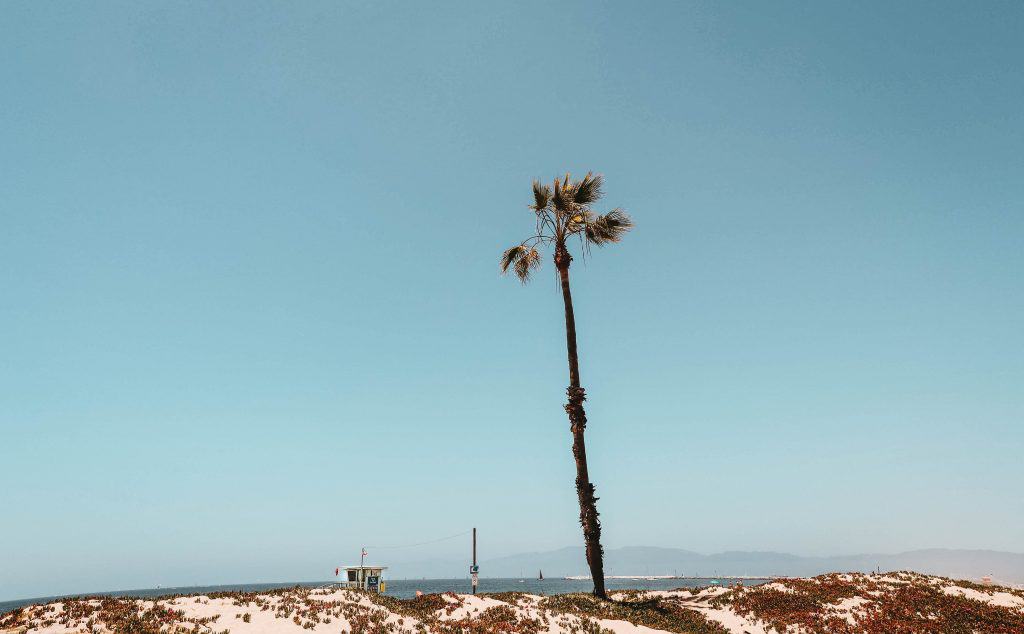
[500,245,527,274]
[552,175,572,212]
[573,172,604,205]
[585,208,633,245]
[532,180,552,211]
[566,209,595,232]
[512,247,542,283]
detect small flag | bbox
[335,567,339,576]
[362,548,368,558]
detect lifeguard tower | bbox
[333,548,387,592]
[337,565,387,592]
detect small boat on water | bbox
[538,570,544,581]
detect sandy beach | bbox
[4,571,1023,634]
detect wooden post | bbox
[472,528,477,595]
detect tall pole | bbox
[360,547,366,590]
[472,528,477,595]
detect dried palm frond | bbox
[512,247,542,283]
[532,180,552,211]
[552,174,573,212]
[500,245,527,274]
[585,208,633,245]
[573,172,604,206]
[565,209,591,238]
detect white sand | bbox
[940,585,1024,609]
[5,573,1024,634]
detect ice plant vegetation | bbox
[4,573,1023,633]
[500,172,633,600]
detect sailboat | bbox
[538,570,544,581]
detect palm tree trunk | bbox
[554,244,607,600]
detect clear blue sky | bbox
[2,1,1022,601]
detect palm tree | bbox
[500,172,633,599]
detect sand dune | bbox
[4,571,1023,633]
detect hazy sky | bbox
[2,1,1022,601]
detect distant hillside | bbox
[390,546,1024,584]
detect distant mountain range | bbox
[388,546,1024,585]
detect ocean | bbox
[0,576,768,615]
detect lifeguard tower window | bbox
[348,570,357,582]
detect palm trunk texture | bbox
[555,245,607,600]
